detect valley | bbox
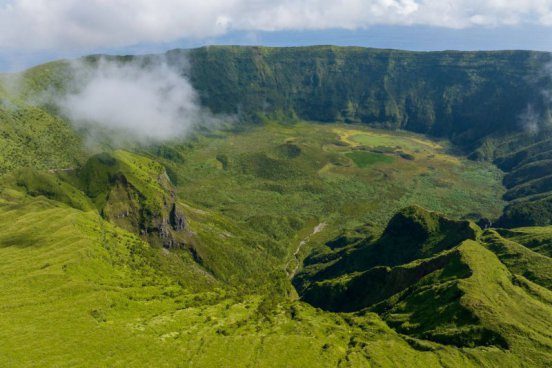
[0,46,551,367]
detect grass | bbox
[482,229,552,289]
[154,121,505,240]
[139,120,507,296]
[345,151,395,168]
[346,130,442,152]
[0,121,547,366]
[0,103,84,176]
[495,226,552,257]
[0,48,551,366]
[458,240,552,366]
[0,191,545,367]
[0,119,523,367]
[296,207,552,366]
[0,76,85,177]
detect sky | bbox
[1,0,552,71]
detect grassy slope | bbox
[0,105,83,174]
[295,207,552,366]
[0,192,510,367]
[2,193,549,367]
[482,229,552,289]
[0,192,211,366]
[459,240,552,366]
[0,98,84,176]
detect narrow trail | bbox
[286,222,326,279]
[47,168,75,173]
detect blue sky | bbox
[1,0,551,71]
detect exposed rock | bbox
[169,203,186,231]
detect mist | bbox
[518,60,552,135]
[518,104,541,135]
[58,57,223,145]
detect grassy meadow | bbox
[154,121,505,260]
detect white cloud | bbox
[58,58,222,143]
[0,0,551,50]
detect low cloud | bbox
[58,57,223,144]
[519,104,542,134]
[517,59,552,134]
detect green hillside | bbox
[1,46,552,366]
[295,207,552,365]
[181,47,548,143]
[0,77,84,175]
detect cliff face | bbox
[175,46,551,147]
[78,151,200,259]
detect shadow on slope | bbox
[295,206,552,354]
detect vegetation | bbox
[1,46,552,366]
[181,47,550,147]
[0,95,84,175]
[20,46,552,224]
[345,151,395,168]
[295,207,552,365]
